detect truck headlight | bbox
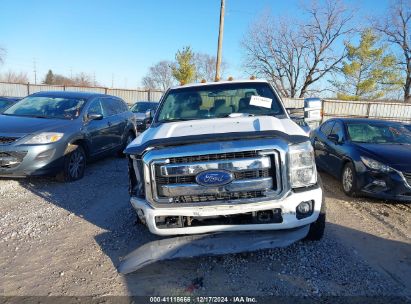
[24,132,64,144]
[288,141,317,188]
[360,156,392,172]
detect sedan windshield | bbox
[156,82,285,123]
[347,122,411,144]
[0,99,16,113]
[3,96,86,119]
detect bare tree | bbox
[52,74,72,85]
[194,53,227,81]
[0,70,29,83]
[72,72,93,86]
[242,15,306,98]
[142,60,175,91]
[41,70,95,86]
[374,0,411,102]
[242,0,353,98]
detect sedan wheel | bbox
[342,162,356,196]
[59,145,86,182]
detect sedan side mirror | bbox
[327,134,340,143]
[87,113,103,121]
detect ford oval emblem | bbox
[195,170,234,187]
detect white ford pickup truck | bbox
[124,80,325,242]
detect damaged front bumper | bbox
[357,169,411,202]
[131,186,322,236]
[118,225,310,274]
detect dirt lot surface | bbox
[1,157,410,299]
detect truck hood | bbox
[130,116,306,148]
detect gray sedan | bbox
[0,91,136,181]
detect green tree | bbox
[172,46,196,84]
[334,29,402,100]
[44,70,55,84]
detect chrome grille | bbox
[0,136,20,145]
[151,150,281,204]
[175,191,266,203]
[168,151,259,164]
[155,169,271,185]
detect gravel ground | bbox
[0,156,410,300]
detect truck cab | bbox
[125,80,325,241]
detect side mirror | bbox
[304,98,322,128]
[327,134,340,143]
[87,113,103,121]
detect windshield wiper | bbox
[215,113,255,118]
[159,118,195,123]
[1,113,49,118]
[30,115,50,119]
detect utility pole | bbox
[33,59,37,84]
[215,0,225,82]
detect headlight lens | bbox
[360,156,392,172]
[25,132,64,144]
[288,141,317,188]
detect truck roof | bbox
[170,79,269,90]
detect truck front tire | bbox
[304,177,326,241]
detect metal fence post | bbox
[148,89,151,101]
[321,99,325,123]
[27,83,30,95]
[366,102,371,118]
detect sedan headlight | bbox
[288,141,317,188]
[360,156,392,172]
[24,132,64,144]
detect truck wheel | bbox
[304,204,326,241]
[304,176,326,241]
[57,145,86,182]
[342,162,356,196]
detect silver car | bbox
[130,101,158,132]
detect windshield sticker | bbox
[250,95,272,109]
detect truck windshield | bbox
[157,82,285,123]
